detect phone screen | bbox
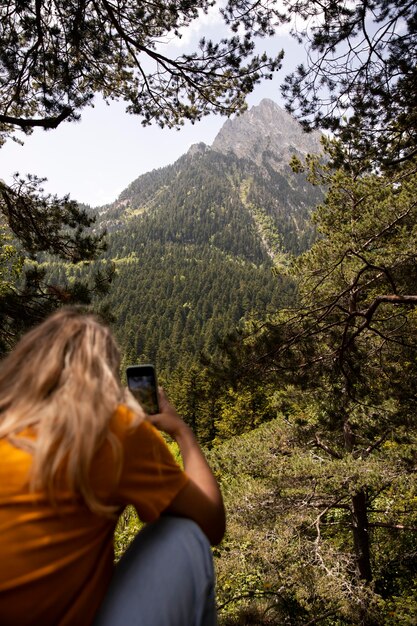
[126,365,159,415]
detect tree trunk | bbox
[351,489,372,582]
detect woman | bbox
[0,307,225,625]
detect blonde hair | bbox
[0,307,143,515]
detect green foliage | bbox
[0,177,113,352]
[0,0,284,137]
[0,220,23,294]
[2,2,415,621]
[214,383,277,442]
[107,149,321,259]
[114,505,142,563]
[104,120,417,626]
[0,176,103,261]
[228,153,417,415]
[281,0,417,167]
[208,417,417,625]
[209,146,417,622]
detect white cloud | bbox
[158,0,296,53]
[159,2,224,50]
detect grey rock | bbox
[211,99,322,171]
[187,142,210,156]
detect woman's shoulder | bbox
[110,405,159,441]
[110,404,142,433]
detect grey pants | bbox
[93,516,217,626]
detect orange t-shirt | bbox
[0,405,189,626]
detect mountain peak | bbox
[211,99,322,170]
[187,142,210,157]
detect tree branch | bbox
[313,435,342,459]
[0,107,73,129]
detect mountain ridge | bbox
[192,98,323,172]
[82,99,323,379]
[97,99,322,217]
[96,99,323,258]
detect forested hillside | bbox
[86,102,322,387]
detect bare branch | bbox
[0,107,73,129]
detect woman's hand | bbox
[146,388,190,441]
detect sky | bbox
[0,8,303,208]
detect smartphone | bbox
[126,364,160,415]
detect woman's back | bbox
[0,407,189,626]
[0,427,115,625]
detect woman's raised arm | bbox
[147,390,226,545]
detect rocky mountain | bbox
[211,98,323,172]
[98,100,323,255]
[82,100,324,378]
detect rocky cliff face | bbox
[211,98,322,171]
